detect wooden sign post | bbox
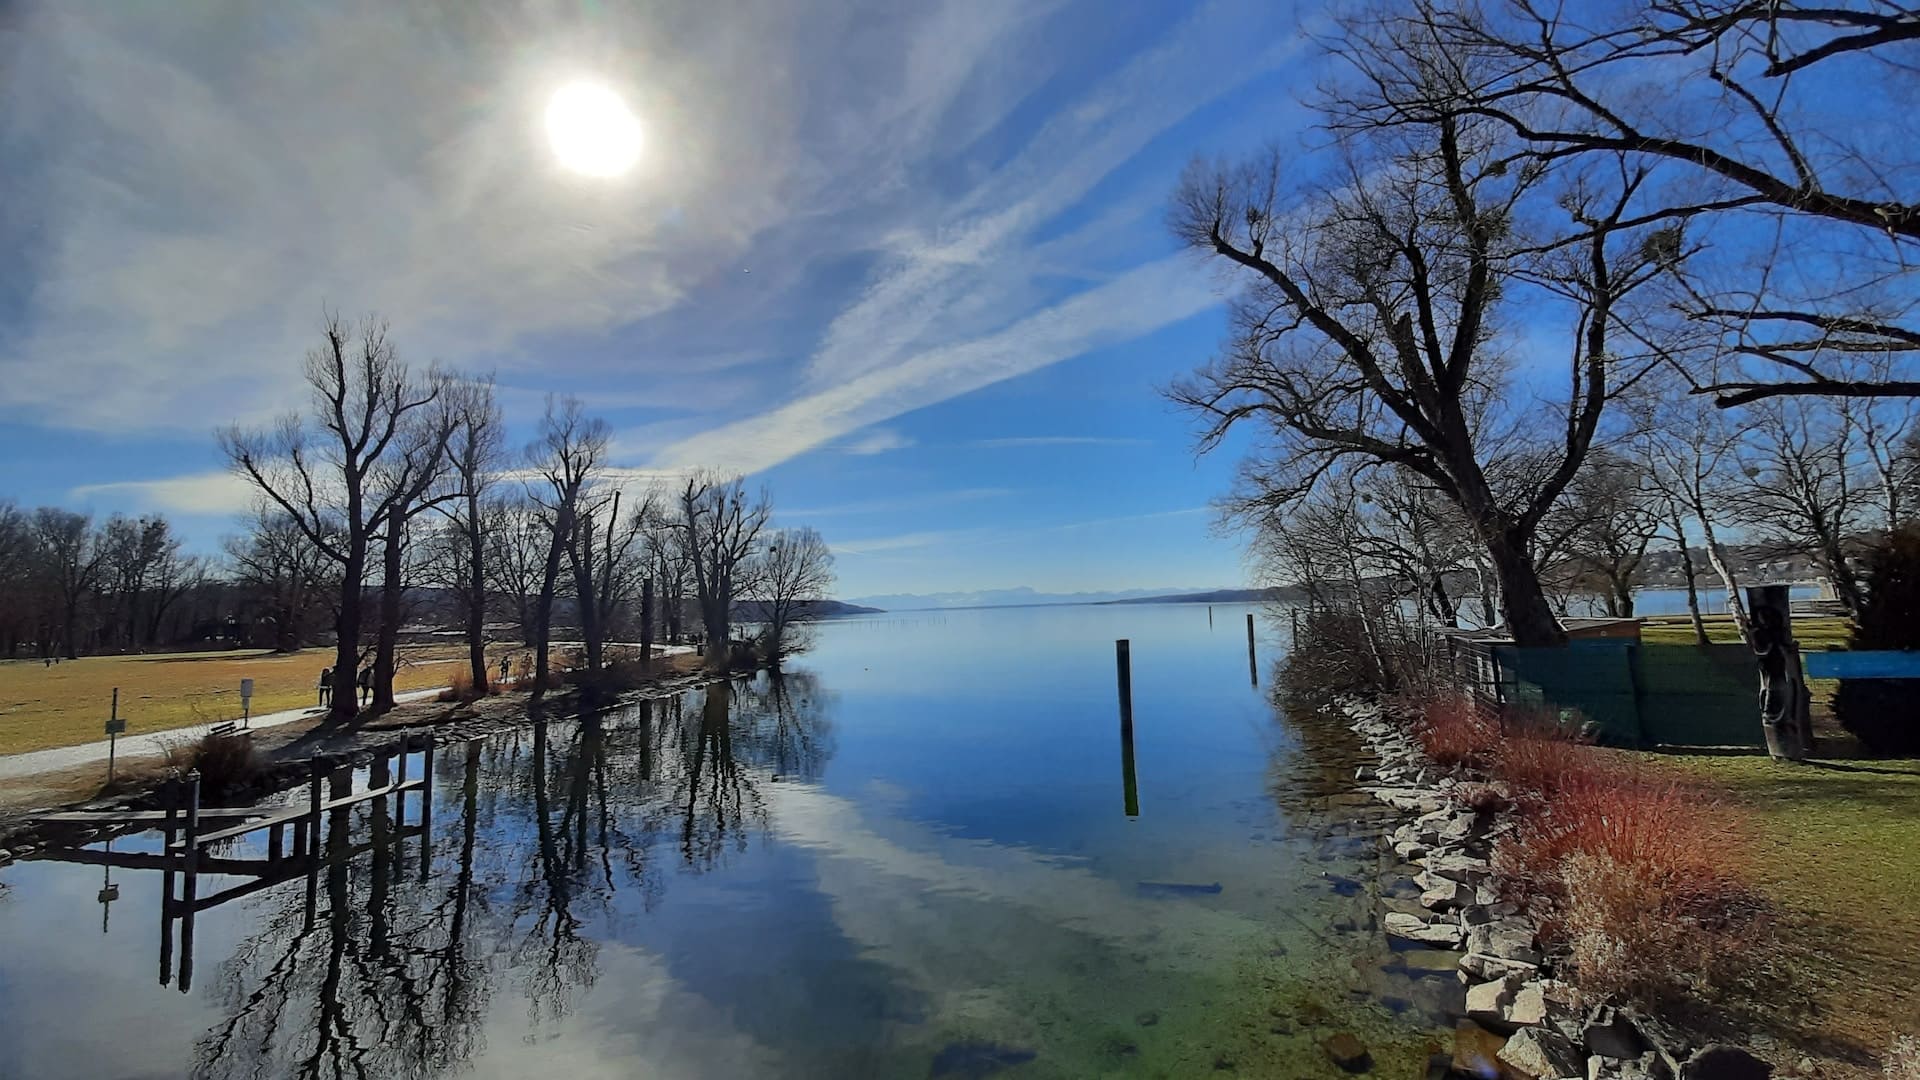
[104,688,127,781]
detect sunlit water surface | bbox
[0,604,1455,1078]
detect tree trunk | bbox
[1676,540,1709,646]
[641,576,654,664]
[1489,530,1566,646]
[331,548,364,722]
[1697,508,1753,645]
[464,504,488,695]
[532,509,571,696]
[373,509,404,712]
[570,513,603,674]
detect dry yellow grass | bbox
[0,644,519,755]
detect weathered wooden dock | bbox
[26,732,439,992]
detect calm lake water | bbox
[0,604,1453,1079]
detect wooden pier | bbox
[26,732,438,993]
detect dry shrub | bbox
[1412,693,1501,769]
[1491,716,1608,809]
[1496,769,1763,1004]
[442,667,495,703]
[189,732,260,797]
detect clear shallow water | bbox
[0,604,1451,1078]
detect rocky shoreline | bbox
[1339,697,1776,1080]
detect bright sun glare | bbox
[545,80,643,178]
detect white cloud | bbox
[837,428,916,455]
[786,488,1014,517]
[970,435,1150,448]
[0,0,1055,433]
[70,471,255,516]
[651,256,1220,476]
[829,530,985,556]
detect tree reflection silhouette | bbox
[188,672,835,1079]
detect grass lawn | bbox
[1658,753,1920,1060]
[0,644,515,755]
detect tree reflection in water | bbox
[189,671,833,1080]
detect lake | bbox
[0,603,1453,1079]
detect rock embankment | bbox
[1340,699,1774,1080]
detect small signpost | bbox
[105,688,127,782]
[239,678,255,729]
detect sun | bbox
[545,80,643,178]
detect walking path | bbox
[0,687,449,781]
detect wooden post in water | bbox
[159,779,178,986]
[177,770,200,993]
[1116,640,1139,817]
[419,734,436,877]
[1246,612,1258,687]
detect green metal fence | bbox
[1482,641,1763,749]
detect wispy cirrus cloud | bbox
[837,428,916,456]
[70,471,255,517]
[970,436,1150,448]
[786,488,1014,517]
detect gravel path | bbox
[0,687,449,781]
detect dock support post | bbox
[1117,640,1139,817]
[177,770,200,993]
[419,734,436,877]
[1247,612,1258,686]
[159,779,178,986]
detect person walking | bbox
[317,667,332,708]
[358,664,374,707]
[498,653,511,688]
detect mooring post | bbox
[392,738,409,831]
[1246,612,1258,686]
[1117,640,1139,817]
[419,733,436,877]
[159,778,178,986]
[178,770,201,994]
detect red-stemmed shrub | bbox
[1412,693,1501,769]
[1494,766,1764,1002]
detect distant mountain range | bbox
[841,585,1258,611]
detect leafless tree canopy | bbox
[1170,19,1676,644]
[748,526,836,661]
[676,473,772,668]
[221,312,447,719]
[1353,1,1920,405]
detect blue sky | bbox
[0,0,1325,601]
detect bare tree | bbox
[569,488,654,674]
[485,497,547,647]
[1373,1,1920,406]
[30,508,104,659]
[1640,398,1756,643]
[643,507,690,643]
[367,383,462,710]
[1169,21,1675,646]
[675,474,771,669]
[1734,395,1900,616]
[1544,451,1664,618]
[526,398,610,693]
[221,313,443,721]
[437,379,504,695]
[747,527,836,662]
[225,509,335,654]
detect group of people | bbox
[315,665,376,708]
[315,653,526,709]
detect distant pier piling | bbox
[1117,639,1139,817]
[1246,613,1258,687]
